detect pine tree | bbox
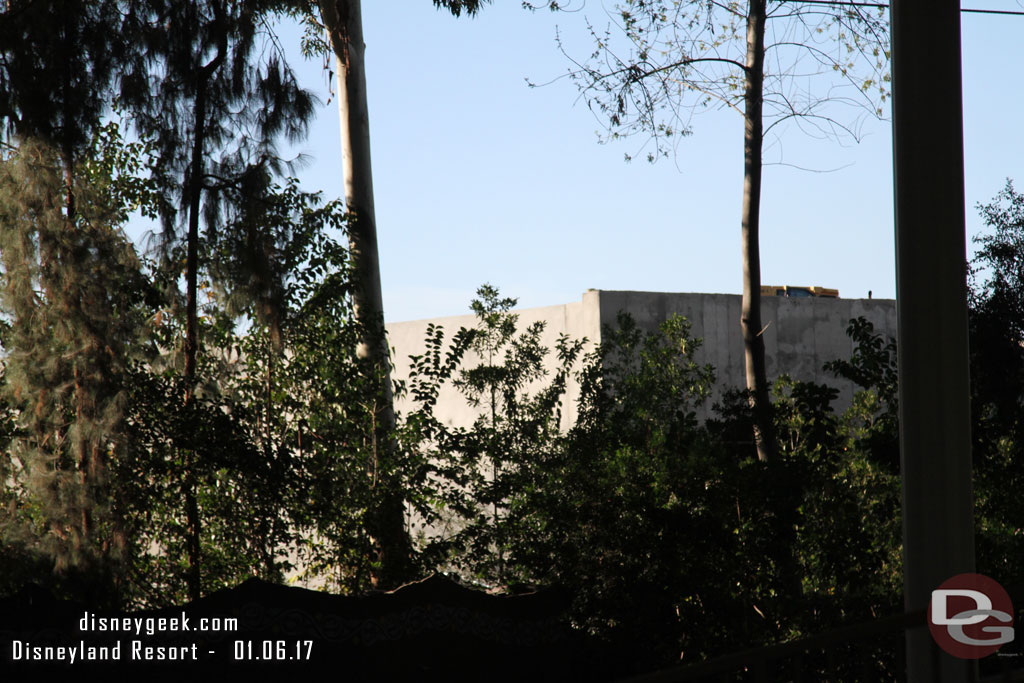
[0,133,154,605]
[0,1,145,603]
[117,0,315,599]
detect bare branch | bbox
[763,159,855,173]
[538,0,887,161]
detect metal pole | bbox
[890,1,975,681]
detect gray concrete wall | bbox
[593,290,898,413]
[386,290,897,429]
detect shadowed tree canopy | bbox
[116,0,316,600]
[119,0,316,319]
[433,0,491,16]
[0,133,157,606]
[0,0,123,156]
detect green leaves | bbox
[969,181,1024,584]
[404,284,580,584]
[0,0,123,156]
[80,122,162,222]
[0,110,397,603]
[433,0,493,17]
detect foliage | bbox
[3,6,1024,680]
[120,0,316,238]
[403,295,906,675]
[0,132,155,606]
[117,181,397,602]
[402,284,584,583]
[786,356,901,628]
[0,0,408,606]
[432,0,492,17]
[535,0,891,463]
[0,0,124,157]
[119,356,267,606]
[0,115,393,606]
[115,0,319,599]
[824,317,899,473]
[118,0,318,388]
[508,313,730,668]
[220,187,386,594]
[285,0,494,61]
[971,180,1024,419]
[969,181,1024,584]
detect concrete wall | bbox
[592,290,898,413]
[385,290,897,428]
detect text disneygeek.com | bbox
[78,610,238,636]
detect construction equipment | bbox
[760,285,839,298]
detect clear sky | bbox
[264,2,1023,322]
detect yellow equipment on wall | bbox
[760,285,840,298]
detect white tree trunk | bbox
[318,0,410,588]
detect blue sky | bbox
[264,2,1023,322]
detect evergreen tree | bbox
[118,0,315,599]
[0,132,155,605]
[0,2,146,603]
[0,0,123,194]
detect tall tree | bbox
[0,2,143,601]
[969,181,1024,585]
[299,0,489,587]
[0,133,157,604]
[311,0,412,589]
[119,180,366,605]
[119,0,314,599]
[536,0,889,461]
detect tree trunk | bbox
[181,4,227,601]
[741,0,776,463]
[318,0,412,589]
[182,79,206,602]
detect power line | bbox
[777,0,1024,15]
[961,7,1024,14]
[778,0,887,7]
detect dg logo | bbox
[928,572,1015,659]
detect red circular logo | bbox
[928,572,1015,659]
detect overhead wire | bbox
[776,0,1024,15]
